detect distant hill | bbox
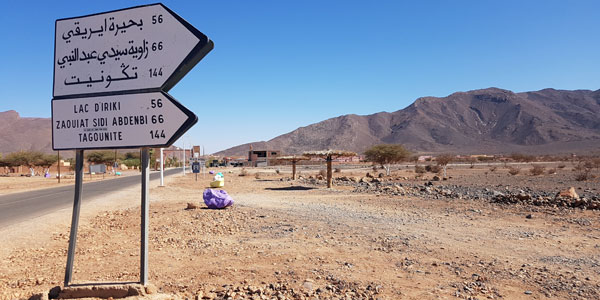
[215,88,600,156]
[0,110,52,155]
[3,87,600,157]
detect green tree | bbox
[122,152,141,169]
[124,151,140,159]
[435,154,455,178]
[364,144,411,176]
[4,151,45,168]
[65,158,76,171]
[166,156,178,168]
[36,154,58,169]
[0,154,10,168]
[86,150,115,165]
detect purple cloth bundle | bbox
[203,188,234,209]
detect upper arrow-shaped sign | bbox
[53,3,213,98]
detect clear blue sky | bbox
[1,1,599,153]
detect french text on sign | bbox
[52,91,197,150]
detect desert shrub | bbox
[334,168,341,173]
[239,168,248,176]
[575,172,589,181]
[529,165,545,176]
[489,166,498,172]
[510,153,536,163]
[254,172,261,179]
[593,158,600,170]
[319,169,327,177]
[557,164,566,169]
[508,167,520,175]
[573,161,592,181]
[415,165,425,174]
[425,164,441,173]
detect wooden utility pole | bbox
[304,150,357,189]
[326,155,333,188]
[276,156,309,180]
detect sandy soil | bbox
[0,166,599,300]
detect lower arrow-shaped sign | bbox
[52,91,197,150]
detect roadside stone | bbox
[145,284,158,294]
[187,202,200,209]
[27,293,48,300]
[303,280,314,291]
[195,291,204,300]
[58,284,146,298]
[49,286,61,299]
[556,187,578,199]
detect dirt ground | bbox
[0,165,599,300]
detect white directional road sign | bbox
[53,3,213,98]
[52,91,197,149]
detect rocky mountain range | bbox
[216,88,600,156]
[0,110,52,155]
[2,87,599,156]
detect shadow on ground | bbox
[264,186,316,191]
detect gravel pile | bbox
[193,276,383,300]
[297,175,600,210]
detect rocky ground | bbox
[0,164,599,300]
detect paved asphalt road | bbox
[0,168,181,228]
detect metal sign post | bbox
[140,147,150,285]
[192,161,200,181]
[64,149,84,285]
[53,3,212,287]
[199,159,206,179]
[57,150,61,184]
[182,142,186,175]
[159,148,164,186]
